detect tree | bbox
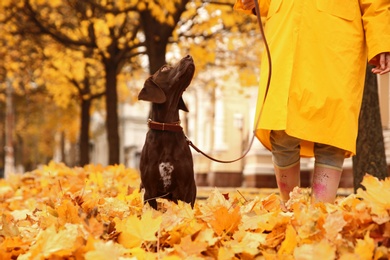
[140,0,190,74]
[1,0,266,169]
[41,45,105,166]
[0,4,61,172]
[11,0,147,164]
[352,65,388,191]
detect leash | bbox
[186,0,272,163]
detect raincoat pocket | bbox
[267,0,282,19]
[316,0,357,21]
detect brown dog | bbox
[138,55,197,209]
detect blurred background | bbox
[0,0,389,190]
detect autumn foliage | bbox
[0,162,390,259]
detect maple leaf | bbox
[0,184,14,200]
[217,247,236,260]
[261,193,283,212]
[115,209,162,248]
[230,229,266,255]
[173,234,208,258]
[357,174,390,224]
[99,197,130,220]
[18,224,82,259]
[278,224,297,256]
[0,214,20,238]
[265,222,287,248]
[205,188,232,208]
[354,232,375,260]
[161,200,196,232]
[209,206,241,236]
[84,240,129,260]
[56,198,83,225]
[294,240,336,260]
[293,205,324,241]
[129,247,159,260]
[3,162,390,259]
[323,210,347,241]
[256,211,282,232]
[0,237,28,259]
[195,228,219,247]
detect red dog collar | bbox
[147,119,183,132]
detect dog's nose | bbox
[185,55,192,59]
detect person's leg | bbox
[270,130,301,202]
[274,161,300,202]
[312,143,345,203]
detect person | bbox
[234,0,390,204]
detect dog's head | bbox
[138,55,195,118]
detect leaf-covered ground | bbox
[0,162,389,259]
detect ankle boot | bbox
[311,163,342,203]
[274,161,300,202]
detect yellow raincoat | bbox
[234,0,390,157]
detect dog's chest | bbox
[159,162,174,189]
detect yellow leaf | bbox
[218,247,236,260]
[49,0,61,8]
[196,228,218,247]
[355,232,375,260]
[20,224,80,259]
[173,235,208,257]
[129,247,158,260]
[85,240,128,260]
[278,224,297,256]
[294,241,335,260]
[230,230,266,255]
[0,185,14,200]
[357,174,390,224]
[115,209,162,248]
[323,210,347,241]
[0,215,20,237]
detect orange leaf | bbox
[56,198,82,225]
[209,206,241,236]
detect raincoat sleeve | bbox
[233,0,271,17]
[359,0,390,62]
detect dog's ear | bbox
[138,77,166,103]
[178,97,189,112]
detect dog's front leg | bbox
[144,191,158,210]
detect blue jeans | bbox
[270,130,345,170]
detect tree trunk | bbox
[139,12,169,74]
[79,98,91,166]
[140,0,189,74]
[352,64,388,192]
[104,60,120,165]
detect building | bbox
[89,71,390,189]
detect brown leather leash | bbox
[185,1,272,164]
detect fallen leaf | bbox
[209,206,241,236]
[278,224,297,256]
[357,175,390,224]
[115,209,162,248]
[355,232,375,260]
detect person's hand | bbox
[371,52,390,75]
[241,0,255,10]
